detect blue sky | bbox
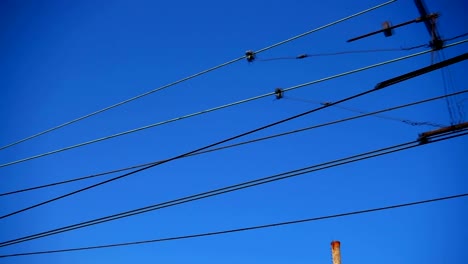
[1,0,467,263]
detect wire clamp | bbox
[245,50,256,62]
[274,88,284,99]
[382,21,393,37]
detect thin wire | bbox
[439,49,465,123]
[2,39,466,169]
[0,0,397,152]
[443,32,468,42]
[258,44,428,61]
[254,0,397,54]
[0,83,384,220]
[1,192,465,258]
[258,33,465,62]
[2,90,466,198]
[436,52,456,124]
[1,130,466,248]
[284,96,445,128]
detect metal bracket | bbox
[274,88,284,99]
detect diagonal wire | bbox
[0,84,386,220]
[283,96,446,127]
[1,192,466,258]
[0,0,397,152]
[258,44,428,61]
[1,90,466,198]
[2,39,466,169]
[0,81,404,243]
[0,130,466,248]
[257,33,468,62]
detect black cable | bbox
[1,129,466,248]
[444,32,468,42]
[2,90,465,198]
[0,85,383,221]
[2,40,465,169]
[1,192,466,258]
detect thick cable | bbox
[0,0,397,152]
[1,130,466,248]
[2,90,466,197]
[0,85,384,220]
[2,39,466,169]
[1,192,465,258]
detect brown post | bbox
[331,241,341,264]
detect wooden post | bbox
[331,241,341,264]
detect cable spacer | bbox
[274,88,284,99]
[245,50,256,62]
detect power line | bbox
[257,32,468,62]
[0,79,390,219]
[1,129,466,248]
[258,44,428,61]
[0,0,397,152]
[4,192,466,258]
[283,96,445,128]
[3,72,453,219]
[0,81,393,220]
[443,32,468,42]
[2,90,466,198]
[438,50,465,124]
[0,192,465,258]
[2,39,466,169]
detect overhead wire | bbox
[0,78,403,220]
[1,39,466,169]
[439,50,465,124]
[436,51,457,124]
[0,0,397,152]
[1,192,465,258]
[1,127,466,248]
[257,43,428,61]
[283,96,445,127]
[2,90,466,198]
[0,77,398,220]
[257,32,468,62]
[443,32,468,42]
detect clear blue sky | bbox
[1,0,467,263]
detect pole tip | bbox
[331,240,341,248]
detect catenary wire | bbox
[257,32,468,62]
[436,51,457,124]
[0,0,397,152]
[443,32,468,42]
[2,39,466,169]
[1,192,465,258]
[0,81,394,220]
[5,68,457,218]
[439,50,465,124]
[283,96,446,127]
[2,90,465,198]
[1,130,466,248]
[257,44,428,61]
